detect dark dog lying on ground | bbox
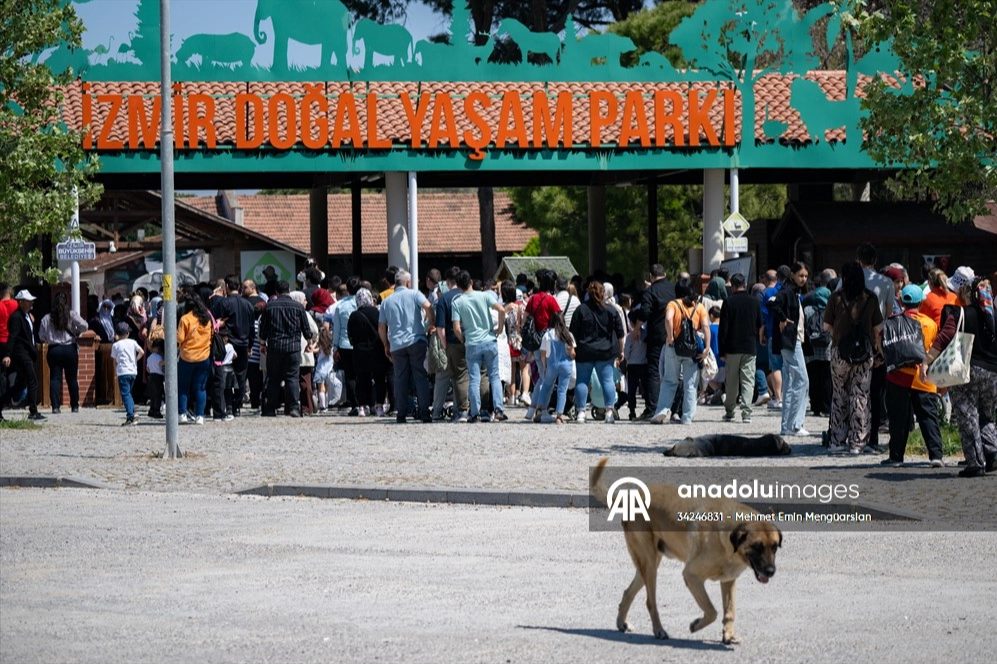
[663,433,792,458]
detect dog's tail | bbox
[590,457,610,508]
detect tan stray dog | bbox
[591,458,783,645]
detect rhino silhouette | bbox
[177,33,256,69]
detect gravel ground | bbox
[2,403,991,528]
[1,489,994,664]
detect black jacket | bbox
[570,301,625,363]
[7,309,36,359]
[769,283,803,354]
[637,278,676,346]
[211,294,255,348]
[718,291,763,356]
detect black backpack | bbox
[804,304,831,350]
[520,313,542,352]
[673,302,699,358]
[838,296,873,365]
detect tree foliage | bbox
[0,0,102,283]
[858,0,997,223]
[608,1,696,67]
[507,184,786,281]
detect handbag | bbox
[882,313,925,374]
[926,307,975,388]
[699,348,719,383]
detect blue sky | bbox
[74,0,448,67]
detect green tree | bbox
[0,0,102,283]
[859,0,997,223]
[507,184,786,281]
[608,0,697,67]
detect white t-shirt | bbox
[146,352,164,375]
[539,329,575,360]
[111,338,142,376]
[222,343,236,366]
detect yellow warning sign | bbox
[162,274,173,302]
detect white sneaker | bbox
[356,406,365,417]
[576,411,586,423]
[179,414,188,424]
[223,414,234,422]
[930,459,945,468]
[794,428,811,437]
[605,411,615,424]
[849,448,862,456]
[518,396,532,407]
[649,410,670,424]
[375,405,385,417]
[753,393,771,407]
[767,400,782,410]
[194,416,204,425]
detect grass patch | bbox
[907,422,962,458]
[0,419,41,431]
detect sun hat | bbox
[946,266,975,293]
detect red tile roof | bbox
[59,72,873,148]
[184,191,537,256]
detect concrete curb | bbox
[236,484,591,508]
[0,476,118,490]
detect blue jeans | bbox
[755,368,769,398]
[781,343,810,433]
[536,359,573,414]
[118,374,136,419]
[656,345,699,424]
[466,342,503,416]
[575,360,617,413]
[178,358,211,417]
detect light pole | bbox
[160,0,180,458]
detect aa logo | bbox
[606,477,651,522]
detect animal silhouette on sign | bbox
[638,51,680,76]
[790,78,849,143]
[353,18,414,69]
[570,32,637,69]
[254,0,349,72]
[177,33,256,69]
[761,104,789,142]
[414,40,449,69]
[497,19,561,66]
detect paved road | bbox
[1,489,994,663]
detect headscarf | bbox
[98,299,115,340]
[288,291,308,306]
[603,282,616,304]
[813,286,831,308]
[128,294,146,327]
[706,276,728,302]
[355,288,376,309]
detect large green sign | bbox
[46,0,913,173]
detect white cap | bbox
[946,266,975,293]
[14,289,36,301]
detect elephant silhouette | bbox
[638,51,680,76]
[353,18,414,69]
[254,0,349,72]
[497,19,561,66]
[177,33,256,70]
[414,40,449,69]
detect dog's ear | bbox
[776,527,783,549]
[730,523,749,551]
[662,446,675,457]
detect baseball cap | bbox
[884,267,905,283]
[901,284,925,306]
[115,322,131,336]
[14,289,36,301]
[946,266,975,293]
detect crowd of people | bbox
[1,245,994,477]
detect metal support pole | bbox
[160,0,180,459]
[729,168,740,259]
[647,180,658,270]
[70,187,80,313]
[702,169,725,273]
[408,172,418,287]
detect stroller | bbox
[586,366,623,421]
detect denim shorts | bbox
[767,338,784,372]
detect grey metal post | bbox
[407,171,418,286]
[71,187,80,313]
[160,0,180,458]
